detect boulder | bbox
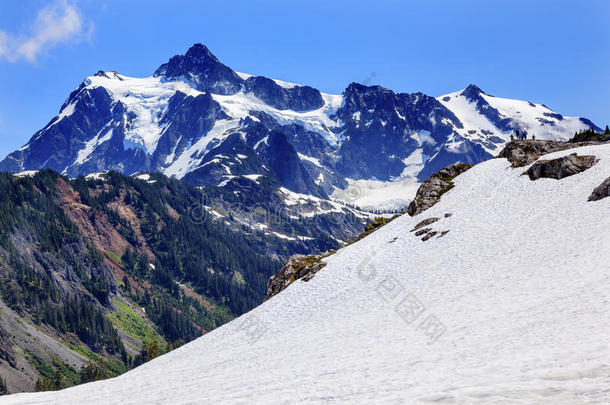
[588,177,610,201]
[524,153,597,180]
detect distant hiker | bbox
[522,129,528,140]
[510,134,514,141]
[516,129,521,140]
[532,134,536,140]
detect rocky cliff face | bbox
[333,83,467,181]
[243,76,324,111]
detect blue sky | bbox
[0,0,608,159]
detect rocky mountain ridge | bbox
[1,44,599,212]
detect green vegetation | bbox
[27,351,79,392]
[350,214,403,244]
[365,216,390,232]
[31,353,127,391]
[570,127,610,142]
[0,169,289,392]
[79,361,109,384]
[287,254,328,283]
[67,345,128,377]
[36,297,125,357]
[108,298,164,347]
[84,171,280,316]
[233,271,246,285]
[435,163,473,189]
[104,250,123,266]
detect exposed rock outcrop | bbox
[410,217,440,231]
[497,140,580,167]
[409,216,450,241]
[408,164,472,216]
[0,324,16,368]
[497,139,608,168]
[265,252,334,300]
[588,177,610,201]
[421,231,438,241]
[243,76,324,111]
[524,153,597,180]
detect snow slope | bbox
[438,89,590,155]
[6,143,609,404]
[76,72,204,155]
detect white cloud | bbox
[0,32,8,58]
[0,0,93,63]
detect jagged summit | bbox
[183,43,220,63]
[153,43,243,94]
[460,83,485,99]
[345,81,392,93]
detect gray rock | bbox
[411,217,440,232]
[408,164,472,216]
[497,139,607,168]
[153,44,244,95]
[588,176,610,201]
[264,251,334,300]
[0,324,16,368]
[422,231,438,241]
[524,153,597,180]
[414,227,431,236]
[243,76,324,111]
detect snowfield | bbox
[438,90,589,155]
[5,143,610,404]
[331,177,420,212]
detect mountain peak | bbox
[461,84,485,99]
[154,43,223,78]
[153,43,243,95]
[184,43,220,63]
[344,82,393,96]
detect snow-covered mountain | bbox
[6,141,609,404]
[0,44,599,210]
